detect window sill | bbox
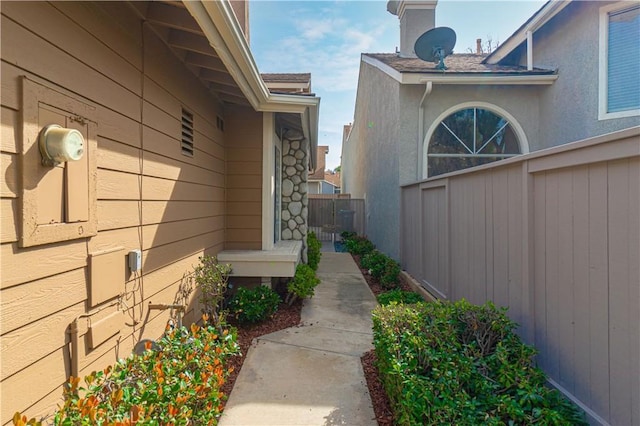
[218,240,302,277]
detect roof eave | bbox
[185,0,320,164]
[363,54,558,85]
[483,0,572,65]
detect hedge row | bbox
[372,300,586,425]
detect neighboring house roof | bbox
[364,53,555,75]
[309,145,329,180]
[262,73,313,95]
[262,73,311,83]
[324,172,341,188]
[183,1,320,168]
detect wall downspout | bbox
[526,30,533,71]
[418,81,433,179]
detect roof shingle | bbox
[365,53,555,74]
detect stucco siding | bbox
[342,61,400,259]
[1,3,228,421]
[533,1,640,145]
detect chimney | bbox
[387,1,438,58]
[476,38,482,55]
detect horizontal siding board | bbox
[226,228,261,243]
[1,152,18,198]
[87,227,142,254]
[226,148,261,162]
[1,240,87,289]
[97,169,141,200]
[1,301,85,380]
[51,1,142,71]
[97,107,141,148]
[97,200,141,231]
[97,137,141,174]
[142,150,224,187]
[227,188,261,202]
[142,216,224,250]
[1,15,140,120]
[2,1,141,96]
[1,348,68,423]
[227,161,261,175]
[226,202,261,216]
[142,126,224,172]
[0,268,86,335]
[227,174,261,189]
[1,106,18,153]
[226,215,260,229]
[141,176,224,202]
[142,230,224,274]
[0,199,18,243]
[142,200,223,225]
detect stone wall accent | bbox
[281,138,309,262]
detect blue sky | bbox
[249,0,546,170]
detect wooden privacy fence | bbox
[308,197,365,241]
[400,127,639,425]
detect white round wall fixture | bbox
[39,124,85,166]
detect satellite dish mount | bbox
[414,27,457,70]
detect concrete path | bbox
[219,253,378,426]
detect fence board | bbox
[400,128,639,424]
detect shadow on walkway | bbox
[219,253,377,426]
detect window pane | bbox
[608,6,640,112]
[427,107,522,177]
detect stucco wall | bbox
[412,84,542,180]
[0,2,234,421]
[520,1,639,145]
[342,61,400,259]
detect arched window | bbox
[426,107,522,177]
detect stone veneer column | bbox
[280,138,309,262]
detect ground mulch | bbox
[221,253,407,425]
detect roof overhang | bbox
[362,54,558,86]
[484,0,572,64]
[183,0,320,167]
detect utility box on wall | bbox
[89,247,125,307]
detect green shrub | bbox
[286,264,320,305]
[361,250,401,289]
[377,289,423,305]
[372,300,587,426]
[345,235,375,256]
[193,255,232,328]
[15,317,240,425]
[340,231,357,241]
[306,231,322,271]
[229,286,281,324]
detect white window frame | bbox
[598,2,640,121]
[422,101,529,179]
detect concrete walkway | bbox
[219,253,378,426]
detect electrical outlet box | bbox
[128,249,142,272]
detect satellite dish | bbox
[414,27,457,70]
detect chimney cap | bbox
[387,0,438,17]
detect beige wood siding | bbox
[0,3,228,422]
[400,128,640,425]
[225,104,262,250]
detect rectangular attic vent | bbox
[181,108,194,157]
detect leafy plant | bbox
[344,235,375,256]
[193,255,232,328]
[306,231,322,271]
[361,250,401,289]
[15,316,240,425]
[229,286,281,324]
[372,300,587,425]
[377,289,423,305]
[285,264,320,305]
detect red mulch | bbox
[221,254,408,425]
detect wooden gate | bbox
[308,197,365,241]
